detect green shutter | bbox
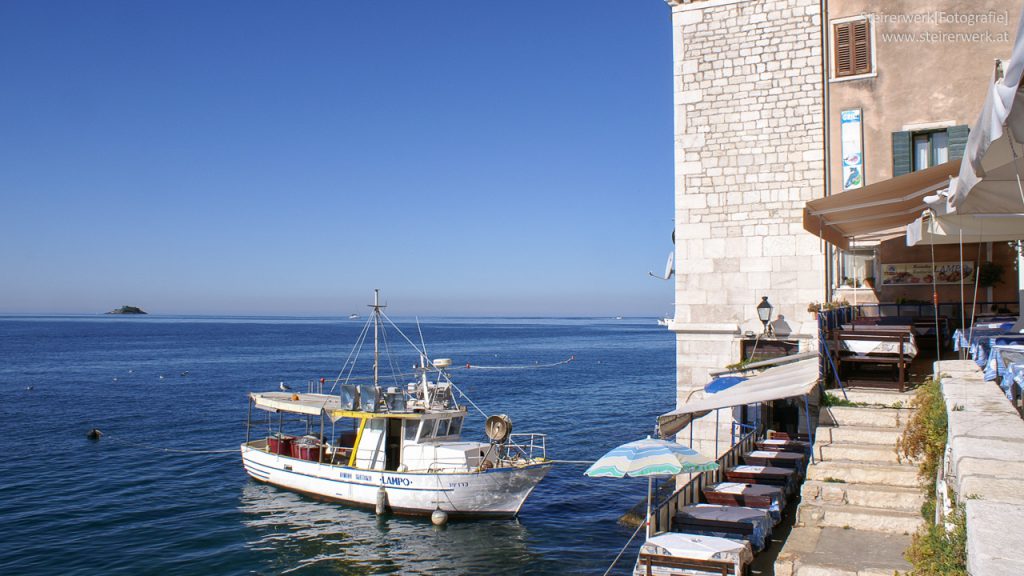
[892,131,912,176]
[947,125,969,161]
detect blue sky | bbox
[0,1,674,316]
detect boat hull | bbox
[241,444,550,518]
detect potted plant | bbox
[978,262,1004,287]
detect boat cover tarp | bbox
[658,358,819,438]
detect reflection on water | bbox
[239,482,543,575]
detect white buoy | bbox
[431,508,448,526]
[375,486,388,515]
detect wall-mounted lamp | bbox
[756,296,774,336]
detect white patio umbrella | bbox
[585,437,718,537]
[907,7,1024,330]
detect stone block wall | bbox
[935,360,1024,575]
[667,0,827,455]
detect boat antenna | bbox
[370,289,386,388]
[416,316,428,365]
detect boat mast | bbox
[372,289,380,387]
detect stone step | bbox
[801,480,925,513]
[817,441,902,464]
[775,526,912,576]
[815,424,901,446]
[797,502,923,534]
[806,459,919,487]
[825,388,916,408]
[819,406,911,429]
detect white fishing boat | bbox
[240,290,551,519]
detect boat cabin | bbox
[246,391,498,474]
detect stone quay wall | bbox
[935,360,1024,575]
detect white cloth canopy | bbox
[906,210,1024,246]
[947,7,1024,215]
[905,8,1024,330]
[657,358,819,438]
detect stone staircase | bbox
[775,388,923,576]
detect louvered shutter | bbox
[835,23,853,77]
[947,125,969,160]
[892,131,912,176]
[852,21,872,75]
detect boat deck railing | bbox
[650,429,757,535]
[500,433,547,464]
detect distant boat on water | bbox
[348,314,359,319]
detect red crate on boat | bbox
[267,434,294,456]
[291,440,322,462]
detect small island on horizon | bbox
[106,305,147,315]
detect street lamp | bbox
[756,296,773,336]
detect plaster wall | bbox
[826,0,1022,192]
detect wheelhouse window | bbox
[833,18,872,78]
[404,420,419,442]
[419,420,436,441]
[449,416,463,436]
[436,419,450,437]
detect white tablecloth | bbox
[838,326,918,357]
[633,532,752,576]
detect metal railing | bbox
[500,433,547,464]
[650,430,757,535]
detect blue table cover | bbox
[986,345,1024,399]
[952,322,1017,364]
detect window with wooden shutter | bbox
[834,19,872,78]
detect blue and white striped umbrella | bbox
[584,436,718,478]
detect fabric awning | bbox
[657,358,819,438]
[906,210,1024,246]
[803,161,960,250]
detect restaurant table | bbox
[725,465,798,493]
[674,504,773,552]
[755,438,810,454]
[953,321,1016,359]
[987,345,1024,400]
[838,324,918,357]
[977,335,1024,367]
[742,450,806,472]
[702,482,786,524]
[633,532,752,576]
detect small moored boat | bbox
[240,290,551,519]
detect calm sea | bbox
[0,316,675,575]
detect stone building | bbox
[665,0,1021,455]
